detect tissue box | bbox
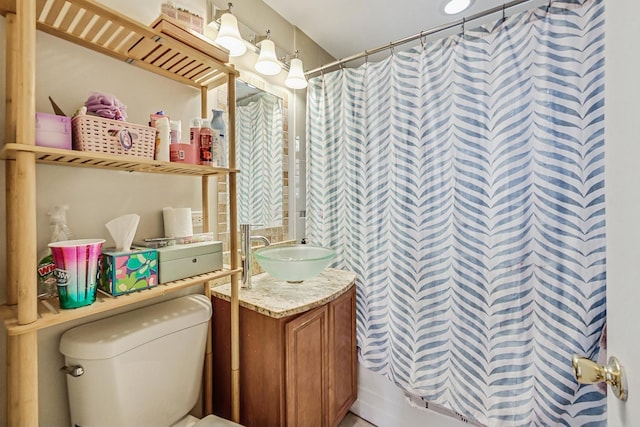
[99,247,158,296]
[35,112,72,149]
[157,241,222,284]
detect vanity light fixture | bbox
[254,30,282,76]
[443,0,472,15]
[285,51,308,89]
[210,2,246,57]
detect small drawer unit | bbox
[157,241,223,283]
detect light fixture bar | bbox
[214,2,233,21]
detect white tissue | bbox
[163,207,193,238]
[105,214,140,252]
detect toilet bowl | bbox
[60,294,241,427]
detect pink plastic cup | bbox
[49,239,105,309]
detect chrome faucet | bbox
[240,223,270,289]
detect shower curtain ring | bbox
[462,17,466,36]
[420,31,425,48]
[502,4,506,22]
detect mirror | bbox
[235,80,284,228]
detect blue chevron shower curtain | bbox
[236,94,283,227]
[306,1,605,426]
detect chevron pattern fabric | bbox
[306,1,605,425]
[236,94,283,227]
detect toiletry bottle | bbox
[189,117,201,145]
[37,205,74,298]
[151,111,164,155]
[211,109,227,167]
[149,111,168,128]
[170,120,181,144]
[155,117,171,161]
[199,121,214,165]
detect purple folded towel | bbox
[84,91,127,121]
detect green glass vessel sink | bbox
[254,245,337,283]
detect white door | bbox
[605,0,640,425]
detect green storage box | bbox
[157,241,223,284]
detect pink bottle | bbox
[199,121,214,165]
[189,117,201,145]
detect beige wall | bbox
[605,0,640,425]
[0,1,333,425]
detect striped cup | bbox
[49,239,105,309]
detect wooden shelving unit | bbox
[1,0,242,425]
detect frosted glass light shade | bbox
[254,39,282,76]
[214,14,246,57]
[285,58,308,89]
[444,0,471,14]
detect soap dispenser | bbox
[37,205,74,298]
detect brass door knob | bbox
[572,354,628,401]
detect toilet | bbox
[59,294,240,427]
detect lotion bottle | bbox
[155,117,170,161]
[170,120,181,144]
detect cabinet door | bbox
[285,304,329,427]
[328,287,358,427]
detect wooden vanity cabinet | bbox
[212,286,357,427]
[327,286,358,425]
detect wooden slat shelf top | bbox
[1,268,242,336]
[1,143,239,176]
[0,0,238,89]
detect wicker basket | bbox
[72,115,156,159]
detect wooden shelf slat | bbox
[58,3,82,32]
[0,143,239,176]
[42,0,65,26]
[1,268,242,336]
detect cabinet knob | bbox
[192,258,198,263]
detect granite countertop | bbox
[210,268,356,319]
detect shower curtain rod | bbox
[305,0,547,76]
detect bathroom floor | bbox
[339,412,376,427]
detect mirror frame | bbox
[215,75,294,251]
[235,80,285,229]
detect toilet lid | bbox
[194,415,243,427]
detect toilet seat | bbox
[194,414,243,426]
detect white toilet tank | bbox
[60,294,212,427]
